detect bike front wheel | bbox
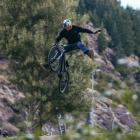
[48,47,61,72]
[59,71,69,93]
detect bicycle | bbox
[48,44,69,93]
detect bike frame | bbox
[54,45,66,74]
[48,44,69,93]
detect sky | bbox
[120,0,140,9]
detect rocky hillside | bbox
[86,23,140,131]
[0,58,24,136]
[41,24,140,136]
[0,24,140,138]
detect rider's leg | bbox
[63,43,78,69]
[64,43,79,66]
[64,43,78,53]
[76,42,94,59]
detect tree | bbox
[118,11,135,56]
[1,0,94,133]
[97,32,108,53]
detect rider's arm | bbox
[55,30,64,43]
[75,25,94,34]
[75,25,102,34]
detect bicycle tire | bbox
[59,71,69,93]
[48,47,60,72]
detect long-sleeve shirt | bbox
[55,25,94,44]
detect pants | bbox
[64,41,89,54]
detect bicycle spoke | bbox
[48,47,61,72]
[59,71,69,93]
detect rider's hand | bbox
[52,42,58,47]
[94,29,102,34]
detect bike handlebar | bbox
[52,43,66,49]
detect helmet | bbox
[63,19,72,28]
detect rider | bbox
[55,19,101,59]
[41,19,101,69]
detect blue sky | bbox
[120,0,140,9]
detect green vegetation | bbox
[78,0,140,56]
[0,0,94,132]
[0,0,140,139]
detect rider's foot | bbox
[87,49,94,60]
[40,63,49,70]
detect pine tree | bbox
[97,32,108,53]
[118,11,135,55]
[132,11,140,56]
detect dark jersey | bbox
[55,25,94,44]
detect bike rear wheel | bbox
[48,47,61,72]
[59,71,69,93]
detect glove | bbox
[52,42,58,47]
[94,29,102,34]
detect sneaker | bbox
[40,63,49,70]
[88,50,94,60]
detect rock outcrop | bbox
[0,58,24,136]
[86,23,115,72]
[85,23,138,131]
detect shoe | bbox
[40,63,48,70]
[88,50,94,60]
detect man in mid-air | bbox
[55,19,101,59]
[42,19,101,69]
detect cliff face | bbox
[86,23,115,72]
[0,58,24,136]
[85,23,140,131]
[0,24,139,136]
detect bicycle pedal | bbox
[58,72,62,78]
[40,63,49,70]
[65,61,69,68]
